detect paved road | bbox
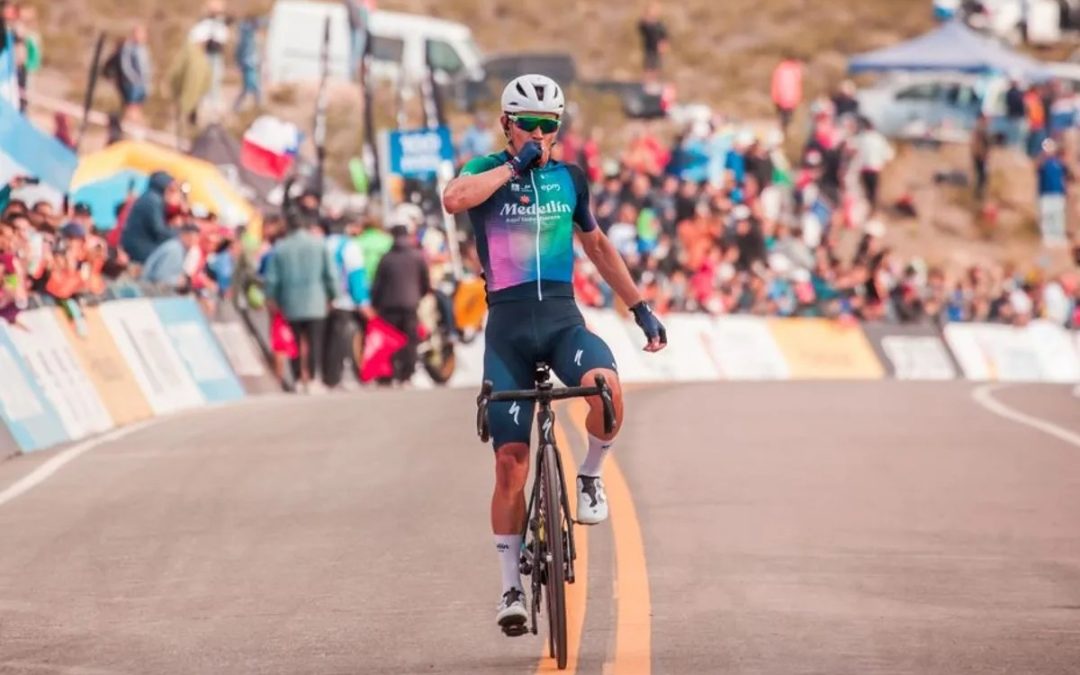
[0,382,1077,674]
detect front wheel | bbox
[541,442,568,670]
[421,339,456,384]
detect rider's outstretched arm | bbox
[577,228,643,308]
[571,167,666,351]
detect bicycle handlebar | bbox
[476,375,616,443]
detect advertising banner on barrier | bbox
[8,309,114,440]
[945,323,1040,381]
[642,314,720,382]
[0,321,68,452]
[152,297,246,404]
[861,323,958,380]
[55,306,153,426]
[945,321,1080,382]
[99,299,206,414]
[209,302,280,394]
[766,318,885,379]
[707,316,789,380]
[1025,320,1080,382]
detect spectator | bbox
[358,214,393,287]
[371,224,431,385]
[121,171,179,267]
[13,3,40,112]
[118,24,152,128]
[1003,78,1026,147]
[141,222,201,288]
[853,117,895,212]
[1024,84,1047,157]
[638,2,668,83]
[0,216,28,325]
[264,212,339,394]
[972,112,991,201]
[0,1,21,110]
[771,54,803,130]
[188,0,230,111]
[323,214,372,388]
[1036,138,1070,248]
[233,15,263,112]
[169,27,213,128]
[832,80,859,119]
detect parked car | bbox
[265,1,486,90]
[856,72,1010,142]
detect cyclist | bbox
[442,74,667,633]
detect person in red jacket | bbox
[771,55,803,130]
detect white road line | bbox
[971,384,1080,449]
[0,393,295,509]
[0,421,154,508]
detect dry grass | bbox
[28,0,936,118]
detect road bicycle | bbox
[477,362,615,670]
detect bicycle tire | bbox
[541,442,568,670]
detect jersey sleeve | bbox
[569,164,598,233]
[459,153,504,177]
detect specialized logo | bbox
[542,416,553,440]
[574,349,583,367]
[509,401,521,426]
[540,183,561,192]
[499,202,572,217]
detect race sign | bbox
[386,127,455,178]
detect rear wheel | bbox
[541,443,568,669]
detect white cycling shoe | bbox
[576,475,609,525]
[496,588,528,635]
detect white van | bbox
[265,1,485,87]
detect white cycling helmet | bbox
[501,74,565,117]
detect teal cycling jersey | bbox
[459,151,598,304]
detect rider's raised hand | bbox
[508,141,542,177]
[630,301,667,352]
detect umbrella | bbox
[71,140,261,233]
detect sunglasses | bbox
[510,115,560,134]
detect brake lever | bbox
[477,380,493,442]
[594,375,616,435]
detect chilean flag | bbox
[241,116,302,180]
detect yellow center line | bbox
[565,399,652,675]
[535,400,588,674]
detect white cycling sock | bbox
[495,534,523,594]
[578,434,613,478]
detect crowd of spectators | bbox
[529,84,1080,329]
[0,171,242,328]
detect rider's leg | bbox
[483,308,536,622]
[578,366,623,474]
[492,442,529,592]
[550,322,621,524]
